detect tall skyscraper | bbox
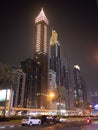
[62,57,73,110]
[20,9,49,109]
[35,8,49,54]
[49,30,63,110]
[21,58,40,108]
[49,30,61,87]
[33,8,49,109]
[73,65,87,108]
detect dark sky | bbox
[0,0,98,91]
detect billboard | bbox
[0,89,10,101]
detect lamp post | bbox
[48,90,56,110]
[48,92,55,100]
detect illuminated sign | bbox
[94,104,98,110]
[0,89,10,101]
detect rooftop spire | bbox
[35,8,49,25]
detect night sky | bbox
[0,0,98,92]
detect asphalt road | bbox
[1,121,98,130]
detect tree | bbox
[0,63,18,116]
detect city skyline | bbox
[0,0,98,92]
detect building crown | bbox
[50,30,59,45]
[35,8,49,25]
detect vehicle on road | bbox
[21,116,41,126]
[86,117,92,124]
[41,115,56,125]
[59,117,67,123]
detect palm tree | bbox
[0,63,18,116]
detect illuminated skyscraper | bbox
[73,65,87,108]
[34,8,49,54]
[20,9,49,109]
[33,8,49,108]
[49,30,61,87]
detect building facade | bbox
[73,65,87,109]
[33,8,49,109]
[20,58,39,108]
[49,30,61,87]
[18,9,49,109]
[48,70,56,90]
[13,68,26,108]
[62,62,72,110]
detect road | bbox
[1,121,98,130]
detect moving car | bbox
[21,116,41,126]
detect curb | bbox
[0,125,21,129]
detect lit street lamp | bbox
[47,90,57,110]
[48,91,55,100]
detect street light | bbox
[48,92,55,100]
[47,91,56,110]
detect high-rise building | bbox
[80,76,87,107]
[49,30,61,87]
[88,91,98,105]
[62,57,74,110]
[20,9,49,109]
[34,8,49,54]
[48,30,63,110]
[13,68,26,108]
[33,8,49,109]
[20,58,39,108]
[73,65,87,108]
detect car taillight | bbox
[86,118,91,124]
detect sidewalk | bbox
[0,122,21,129]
